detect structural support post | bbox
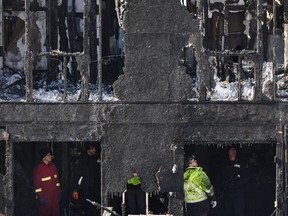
[223,0,229,50]
[272,0,277,100]
[97,0,103,101]
[283,126,288,216]
[63,56,68,102]
[284,0,288,73]
[0,0,3,76]
[81,0,91,101]
[0,128,13,216]
[61,142,69,212]
[255,0,263,101]
[275,141,285,216]
[24,0,33,102]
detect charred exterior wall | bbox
[0,1,287,216]
[113,0,197,101]
[0,102,283,216]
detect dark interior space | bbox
[0,141,6,175]
[184,143,276,216]
[108,188,169,215]
[13,141,101,216]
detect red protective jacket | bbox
[33,161,61,216]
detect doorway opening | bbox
[108,191,169,215]
[13,141,101,216]
[184,143,276,216]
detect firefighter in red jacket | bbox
[33,148,61,216]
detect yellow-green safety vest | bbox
[184,166,214,203]
[127,176,141,185]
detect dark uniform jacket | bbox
[73,152,100,201]
[222,159,249,192]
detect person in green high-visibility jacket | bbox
[126,172,145,214]
[184,155,217,216]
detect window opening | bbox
[1,1,124,102]
[180,0,198,18]
[207,54,255,101]
[206,1,251,51]
[179,45,198,99]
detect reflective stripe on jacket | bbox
[184,166,214,203]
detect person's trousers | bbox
[186,199,210,216]
[223,190,245,216]
[126,188,146,214]
[79,190,101,216]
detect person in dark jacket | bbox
[72,142,101,216]
[126,172,146,214]
[221,147,249,216]
[33,148,61,216]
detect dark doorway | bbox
[184,143,276,216]
[108,190,169,215]
[13,141,101,216]
[0,141,6,175]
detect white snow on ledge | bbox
[32,88,119,103]
[0,73,119,102]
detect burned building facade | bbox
[0,0,288,215]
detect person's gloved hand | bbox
[38,198,46,205]
[72,190,79,200]
[211,200,217,208]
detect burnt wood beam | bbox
[58,0,68,53]
[90,0,98,84]
[97,0,103,101]
[67,0,80,85]
[46,0,59,83]
[24,0,33,102]
[275,141,285,216]
[284,0,288,23]
[80,0,90,101]
[256,0,263,101]
[284,0,288,73]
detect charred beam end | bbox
[24,0,33,102]
[284,0,288,23]
[36,50,81,57]
[206,50,258,57]
[0,129,9,141]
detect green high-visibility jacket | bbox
[184,166,215,203]
[127,176,141,186]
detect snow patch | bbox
[262,62,274,100]
[208,58,255,101]
[0,69,119,102]
[208,73,239,101]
